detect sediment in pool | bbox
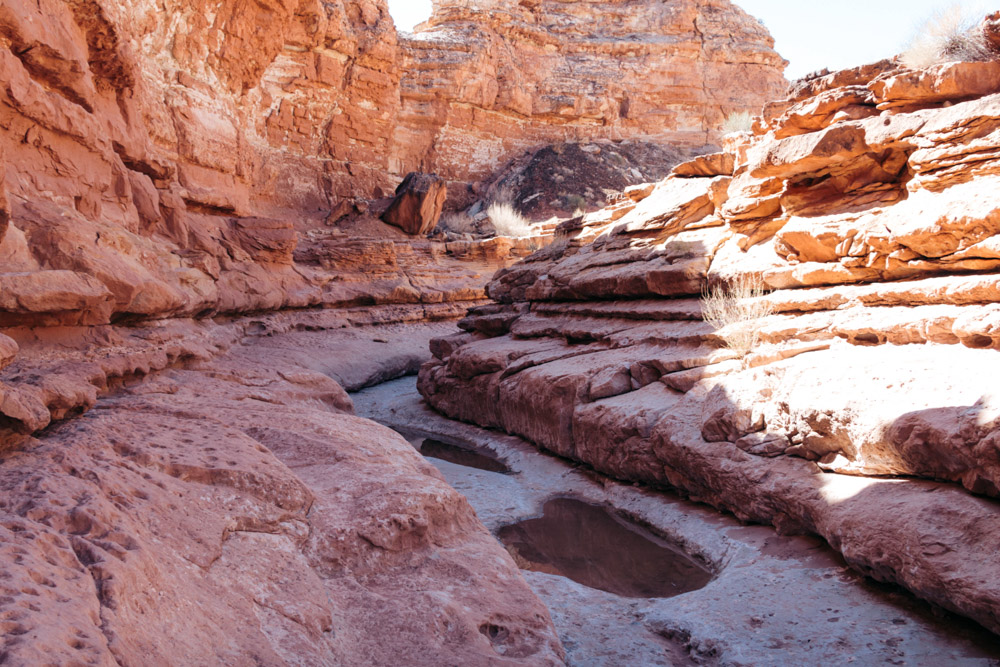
[498,496,714,599]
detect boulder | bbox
[672,152,736,177]
[381,172,448,236]
[0,334,17,370]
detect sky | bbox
[388,0,432,32]
[386,0,989,80]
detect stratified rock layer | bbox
[420,57,1000,634]
[0,0,785,327]
[394,0,788,191]
[0,0,412,325]
[0,0,790,662]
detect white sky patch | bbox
[387,0,432,32]
[740,0,990,79]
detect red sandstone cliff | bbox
[0,0,412,324]
[419,55,1000,635]
[0,0,786,329]
[0,0,801,663]
[394,0,789,193]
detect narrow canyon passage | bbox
[355,370,1000,665]
[6,0,1000,662]
[3,298,1000,664]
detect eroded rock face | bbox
[419,52,1000,635]
[0,0,846,663]
[394,0,789,191]
[0,0,786,330]
[0,314,564,665]
[0,0,410,325]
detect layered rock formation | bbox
[0,0,785,326]
[420,58,1000,633]
[0,0,409,325]
[393,0,789,195]
[0,0,796,662]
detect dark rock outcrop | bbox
[381,172,448,235]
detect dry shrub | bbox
[491,182,518,206]
[487,202,534,238]
[439,211,477,235]
[701,276,774,356]
[902,5,993,69]
[721,111,753,134]
[564,194,587,216]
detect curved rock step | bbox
[419,56,1000,638]
[0,318,564,665]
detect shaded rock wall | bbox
[0,0,410,324]
[419,58,1000,634]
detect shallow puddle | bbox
[419,437,511,473]
[395,428,512,474]
[498,497,713,599]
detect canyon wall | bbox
[393,0,789,196]
[419,58,1000,634]
[0,0,786,329]
[0,0,793,662]
[0,0,412,325]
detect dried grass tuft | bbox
[487,202,534,238]
[721,111,754,134]
[902,5,993,69]
[701,276,774,356]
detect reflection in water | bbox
[419,438,511,474]
[498,497,713,599]
[393,427,512,474]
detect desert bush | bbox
[902,6,993,69]
[564,194,587,215]
[487,202,534,238]
[721,111,754,134]
[490,182,518,205]
[701,276,774,356]
[439,211,477,235]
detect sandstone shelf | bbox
[420,54,1000,636]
